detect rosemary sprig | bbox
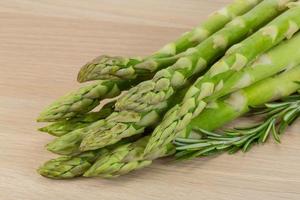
[175,93,300,160]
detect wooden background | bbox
[1,0,300,199]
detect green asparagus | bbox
[144,4,300,158]
[77,0,262,82]
[80,0,287,152]
[37,1,300,180]
[38,68,300,179]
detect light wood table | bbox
[1,1,300,199]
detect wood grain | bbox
[1,1,300,199]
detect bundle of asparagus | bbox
[37,0,300,179]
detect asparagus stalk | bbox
[79,0,288,152]
[42,66,300,179]
[78,0,262,82]
[144,4,300,158]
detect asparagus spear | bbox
[78,0,262,82]
[79,0,288,152]
[42,65,300,179]
[144,4,300,158]
[39,102,114,137]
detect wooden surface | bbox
[1,1,300,199]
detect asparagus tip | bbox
[77,55,135,82]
